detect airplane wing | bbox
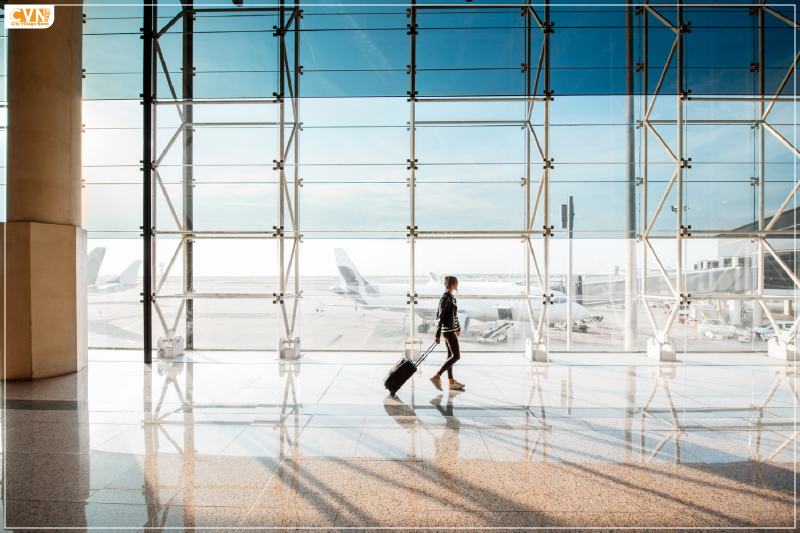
[322,303,490,325]
[323,304,437,311]
[322,303,439,321]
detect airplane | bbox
[88,249,142,294]
[87,247,106,286]
[330,248,591,334]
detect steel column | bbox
[293,3,301,321]
[143,2,154,364]
[673,1,684,340]
[641,5,656,336]
[525,1,532,331]
[409,1,418,341]
[624,2,637,351]
[151,4,159,345]
[756,6,766,328]
[277,2,288,343]
[542,3,551,343]
[275,3,301,349]
[182,2,195,350]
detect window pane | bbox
[416,183,524,231]
[87,237,143,349]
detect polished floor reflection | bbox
[2,351,797,529]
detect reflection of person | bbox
[430,276,465,391]
[430,391,462,467]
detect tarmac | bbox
[89,276,780,354]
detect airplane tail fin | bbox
[115,260,142,286]
[87,247,106,285]
[426,262,441,285]
[334,248,366,286]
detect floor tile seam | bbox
[649,389,720,411]
[697,426,794,451]
[234,413,316,529]
[313,365,347,407]
[188,422,249,454]
[359,365,384,403]
[346,419,372,458]
[578,426,633,451]
[100,438,216,495]
[484,367,521,408]
[83,424,144,451]
[766,427,800,442]
[227,369,273,394]
[678,435,767,460]
[472,422,518,469]
[647,441,704,465]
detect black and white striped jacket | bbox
[435,291,460,337]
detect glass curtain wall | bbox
[78,1,798,355]
[83,2,145,349]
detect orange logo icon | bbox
[5,5,55,29]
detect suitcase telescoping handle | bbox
[414,341,438,368]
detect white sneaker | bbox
[449,380,465,390]
[430,376,443,391]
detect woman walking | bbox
[430,276,465,391]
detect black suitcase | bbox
[384,342,437,397]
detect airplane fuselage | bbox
[88,282,138,294]
[331,280,590,324]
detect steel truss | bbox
[407,2,554,352]
[639,2,800,355]
[141,2,798,362]
[144,2,302,361]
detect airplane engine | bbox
[458,313,470,334]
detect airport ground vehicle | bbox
[697,318,738,340]
[752,320,796,342]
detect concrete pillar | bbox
[753,298,763,327]
[2,0,86,380]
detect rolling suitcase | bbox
[384,341,437,397]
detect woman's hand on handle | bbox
[435,337,440,344]
[456,332,460,337]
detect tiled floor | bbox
[2,350,797,530]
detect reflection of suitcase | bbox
[384,342,437,397]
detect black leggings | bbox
[437,331,461,379]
